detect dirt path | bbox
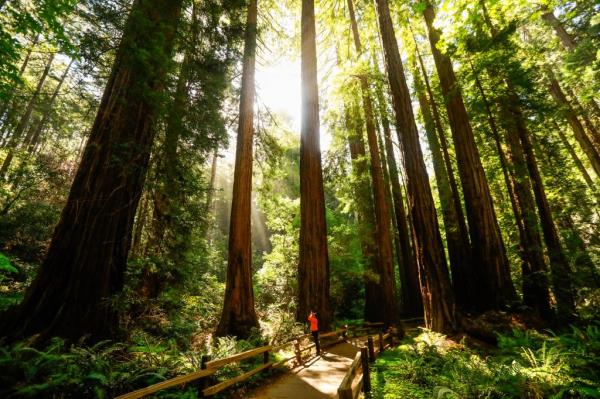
[247,342,360,399]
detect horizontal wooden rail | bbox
[202,361,273,396]
[114,368,216,399]
[205,345,272,369]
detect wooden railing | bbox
[115,322,384,399]
[337,330,396,399]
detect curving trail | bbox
[247,342,361,399]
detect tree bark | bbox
[297,0,331,331]
[0,0,183,343]
[423,2,516,311]
[374,0,455,333]
[347,0,398,326]
[374,78,422,318]
[216,0,259,338]
[547,69,600,178]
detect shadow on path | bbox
[247,342,360,399]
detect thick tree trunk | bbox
[374,79,422,318]
[540,11,577,51]
[297,0,331,331]
[374,0,455,333]
[347,0,398,325]
[413,59,473,311]
[547,70,600,178]
[216,0,259,338]
[423,2,516,311]
[0,52,55,177]
[0,0,183,343]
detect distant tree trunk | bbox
[493,79,553,321]
[374,78,422,318]
[344,102,379,323]
[23,59,74,150]
[520,116,577,323]
[557,211,600,288]
[132,190,150,258]
[564,87,600,152]
[297,0,331,331]
[216,0,259,338]
[374,0,455,333]
[546,70,600,178]
[0,52,55,177]
[413,58,473,311]
[553,121,596,190]
[347,0,398,325]
[0,0,183,343]
[423,2,516,311]
[206,148,219,213]
[540,10,577,51]
[0,33,40,132]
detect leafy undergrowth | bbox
[370,325,600,398]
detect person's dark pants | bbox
[311,330,320,355]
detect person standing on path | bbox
[308,311,320,355]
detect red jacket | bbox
[308,314,318,332]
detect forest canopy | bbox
[0,0,599,397]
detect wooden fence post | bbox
[367,336,375,362]
[360,347,371,393]
[197,354,211,398]
[294,340,302,366]
[378,332,384,353]
[263,349,270,364]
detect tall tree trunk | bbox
[558,211,600,288]
[132,190,150,258]
[374,78,422,318]
[423,2,516,311]
[540,10,577,51]
[23,59,74,150]
[297,0,331,331]
[347,0,398,325]
[374,0,455,333]
[412,58,473,311]
[546,70,600,178]
[0,0,183,343]
[216,0,259,338]
[0,52,55,177]
[565,87,600,152]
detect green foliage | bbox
[0,338,201,398]
[371,327,600,398]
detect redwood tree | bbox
[0,0,183,343]
[297,0,331,331]
[216,0,260,338]
[374,0,455,333]
[422,1,516,311]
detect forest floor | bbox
[246,341,360,399]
